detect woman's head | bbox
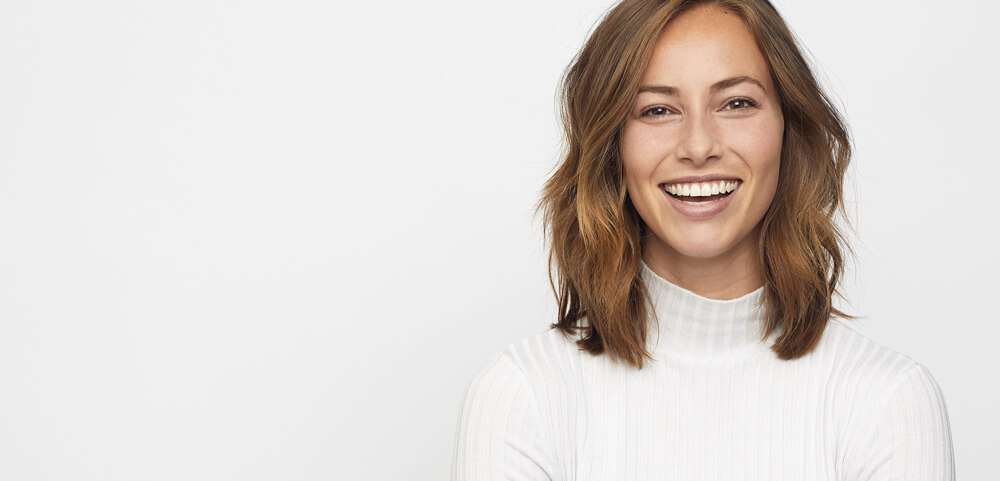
[538,0,852,368]
[620,4,784,296]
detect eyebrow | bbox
[636,75,767,96]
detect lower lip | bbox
[661,182,740,219]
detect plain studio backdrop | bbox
[0,0,997,479]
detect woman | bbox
[452,0,955,479]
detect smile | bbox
[658,179,742,218]
[661,180,741,204]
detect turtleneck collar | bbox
[639,259,778,360]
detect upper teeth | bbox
[663,180,739,197]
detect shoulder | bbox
[453,331,569,479]
[823,316,949,407]
[461,325,594,429]
[460,326,575,395]
[818,318,953,446]
[454,326,589,474]
[482,325,591,397]
[824,319,956,478]
[817,317,924,388]
[809,318,941,426]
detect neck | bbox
[641,230,763,301]
[639,259,777,360]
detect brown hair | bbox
[535,0,853,369]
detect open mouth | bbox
[661,180,741,205]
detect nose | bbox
[675,112,722,166]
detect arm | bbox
[845,363,956,480]
[451,351,558,481]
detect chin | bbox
[670,240,739,260]
[651,226,748,261]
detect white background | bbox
[1,0,996,479]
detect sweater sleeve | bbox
[450,351,558,481]
[845,363,956,480]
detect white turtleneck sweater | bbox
[451,260,955,480]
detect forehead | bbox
[641,5,772,90]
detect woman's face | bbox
[620,5,784,270]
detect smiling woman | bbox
[450,0,955,480]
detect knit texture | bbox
[451,260,955,480]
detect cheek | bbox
[620,126,646,190]
[727,116,783,189]
[749,137,782,189]
[620,122,669,183]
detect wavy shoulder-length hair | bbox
[536,0,853,369]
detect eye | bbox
[640,106,674,118]
[722,97,758,110]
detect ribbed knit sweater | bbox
[451,260,955,480]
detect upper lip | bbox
[659,174,742,186]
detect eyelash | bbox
[639,97,759,117]
[723,97,759,110]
